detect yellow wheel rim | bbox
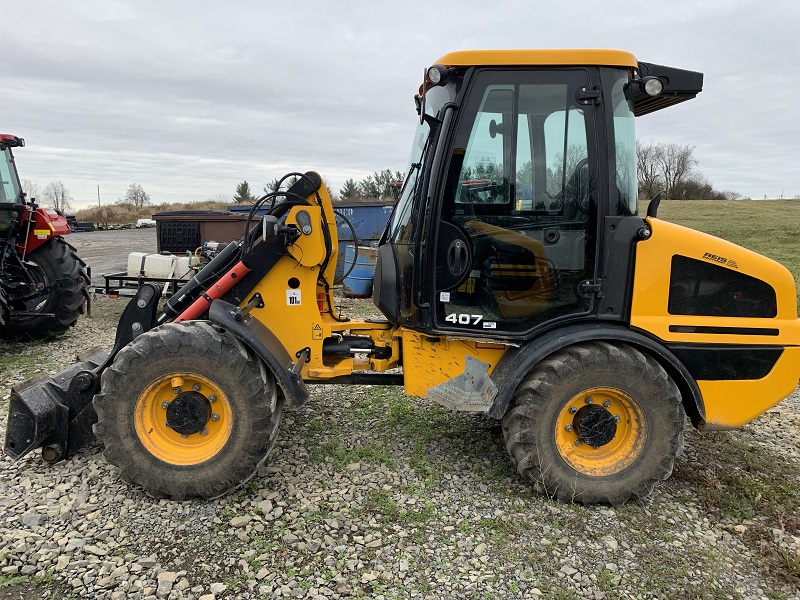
[134,373,232,466]
[554,387,646,476]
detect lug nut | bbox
[211,413,220,421]
[161,401,169,409]
[614,415,621,422]
[565,424,573,432]
[602,400,611,408]
[585,396,593,404]
[181,434,189,439]
[200,428,209,436]
[569,406,577,414]
[574,439,583,447]
[208,395,217,403]
[173,387,181,394]
[192,384,201,392]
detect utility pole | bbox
[97,185,101,207]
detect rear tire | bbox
[93,321,283,500]
[502,341,685,505]
[2,237,89,338]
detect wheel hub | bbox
[165,392,211,436]
[573,404,617,448]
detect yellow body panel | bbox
[631,218,800,343]
[435,49,637,68]
[698,347,800,428]
[400,330,508,397]
[631,218,800,428]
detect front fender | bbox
[488,322,706,427]
[208,299,310,408]
[20,208,72,254]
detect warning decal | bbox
[312,324,323,340]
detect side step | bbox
[426,355,498,412]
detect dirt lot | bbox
[67,228,158,282]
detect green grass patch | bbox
[0,350,52,379]
[365,489,436,525]
[652,199,800,306]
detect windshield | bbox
[0,148,22,204]
[388,82,458,243]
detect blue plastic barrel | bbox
[342,246,378,298]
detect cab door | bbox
[431,68,600,336]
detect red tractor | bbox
[0,134,90,338]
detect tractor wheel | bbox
[2,237,89,338]
[502,341,685,505]
[93,321,283,500]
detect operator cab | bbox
[0,135,25,233]
[375,50,702,340]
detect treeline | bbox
[637,141,743,200]
[76,200,229,228]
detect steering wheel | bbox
[564,158,591,218]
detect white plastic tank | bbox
[143,254,178,279]
[127,252,153,277]
[174,255,198,280]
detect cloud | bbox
[2,0,798,207]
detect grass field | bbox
[646,199,800,309]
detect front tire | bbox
[93,321,283,500]
[502,341,685,505]
[2,237,89,338]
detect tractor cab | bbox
[0,135,25,232]
[376,50,703,339]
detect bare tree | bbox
[42,181,73,212]
[21,179,40,201]
[123,183,151,207]
[636,140,663,200]
[657,143,697,199]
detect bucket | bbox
[342,246,377,298]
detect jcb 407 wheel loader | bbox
[5,50,800,505]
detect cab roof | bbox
[434,49,638,68]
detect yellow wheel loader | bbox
[5,49,800,504]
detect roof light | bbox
[642,76,664,97]
[426,65,448,86]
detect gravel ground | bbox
[1,293,799,600]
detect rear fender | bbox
[488,323,706,428]
[208,299,310,408]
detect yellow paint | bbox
[631,218,800,345]
[631,218,800,428]
[285,205,326,267]
[434,49,638,68]
[244,198,401,380]
[400,329,508,397]
[134,373,232,465]
[554,387,646,476]
[699,347,800,429]
[33,229,50,236]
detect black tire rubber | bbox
[502,341,686,505]
[2,236,89,338]
[93,321,283,500]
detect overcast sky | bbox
[3,0,799,209]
